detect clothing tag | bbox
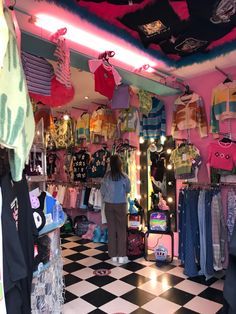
[182,154,187,161]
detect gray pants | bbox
[105,203,127,258]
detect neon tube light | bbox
[34,14,156,69]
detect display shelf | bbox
[39,212,67,237]
[31,217,65,313]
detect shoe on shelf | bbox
[111,257,118,262]
[118,256,130,264]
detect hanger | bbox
[219,136,232,143]
[178,139,189,148]
[182,85,193,96]
[223,76,233,84]
[8,0,16,10]
[98,51,115,67]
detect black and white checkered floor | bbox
[61,234,225,314]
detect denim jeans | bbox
[205,190,214,277]
[183,189,200,277]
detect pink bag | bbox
[111,84,130,109]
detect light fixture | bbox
[33,14,156,69]
[150,138,155,143]
[167,164,173,170]
[137,165,141,170]
[84,96,89,100]
[139,137,145,144]
[160,135,166,144]
[137,180,141,185]
[63,113,70,121]
[168,181,172,186]
[166,148,172,154]
[167,197,173,203]
[136,151,141,156]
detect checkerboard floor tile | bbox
[62,234,225,314]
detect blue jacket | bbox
[100,172,131,204]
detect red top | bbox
[208,141,236,171]
[94,64,116,99]
[88,59,122,100]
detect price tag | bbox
[182,154,187,161]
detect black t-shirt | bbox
[187,0,236,25]
[78,0,143,3]
[72,150,90,182]
[160,16,234,56]
[119,0,183,47]
[1,174,27,293]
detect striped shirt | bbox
[54,38,71,88]
[21,51,54,95]
[140,97,166,139]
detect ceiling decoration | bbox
[40,0,236,68]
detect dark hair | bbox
[109,154,124,181]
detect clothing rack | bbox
[182,182,236,187]
[47,180,101,188]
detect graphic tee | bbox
[88,149,111,178]
[119,0,182,47]
[71,150,90,182]
[0,188,6,314]
[89,59,122,99]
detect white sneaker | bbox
[118,256,130,264]
[111,257,118,262]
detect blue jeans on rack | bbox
[205,190,214,277]
[178,190,185,264]
[198,189,214,279]
[184,189,200,277]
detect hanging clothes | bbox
[210,81,236,135]
[0,188,6,314]
[127,152,137,200]
[76,112,90,143]
[118,107,140,134]
[0,0,8,70]
[90,107,117,142]
[54,37,72,88]
[227,189,236,241]
[88,59,122,99]
[70,150,90,182]
[87,148,110,178]
[21,52,54,96]
[172,93,208,138]
[178,186,227,278]
[211,192,227,271]
[0,9,35,181]
[138,89,152,116]
[54,117,74,149]
[170,143,201,179]
[140,98,166,140]
[208,141,236,171]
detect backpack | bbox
[74,215,90,237]
[61,215,73,234]
[127,229,145,260]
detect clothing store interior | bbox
[1,0,236,313]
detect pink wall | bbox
[149,66,236,257]
[164,66,236,183]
